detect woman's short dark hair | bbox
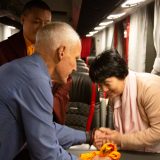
[89,49,128,83]
[22,0,51,15]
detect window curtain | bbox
[114,23,118,49]
[94,24,114,56]
[81,37,92,59]
[113,22,125,58]
[105,24,114,50]
[128,7,148,72]
[94,29,106,55]
[117,25,123,58]
[123,17,130,64]
[151,0,160,75]
[0,24,3,42]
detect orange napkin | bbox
[80,143,121,160]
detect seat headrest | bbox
[70,73,92,104]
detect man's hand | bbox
[99,127,122,146]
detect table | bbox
[68,145,160,160]
[120,150,160,160]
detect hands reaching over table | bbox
[93,128,122,149]
[79,128,121,160]
[93,128,107,149]
[99,128,122,146]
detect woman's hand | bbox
[93,129,107,149]
[99,128,122,146]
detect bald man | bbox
[0,22,105,160]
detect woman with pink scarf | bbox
[89,50,160,153]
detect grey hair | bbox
[35,21,80,53]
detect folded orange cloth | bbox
[80,143,121,160]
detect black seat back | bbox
[65,72,100,131]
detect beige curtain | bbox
[151,0,160,75]
[128,6,148,72]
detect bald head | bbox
[35,22,80,54]
[35,22,81,84]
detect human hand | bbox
[93,128,107,149]
[99,128,122,146]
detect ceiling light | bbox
[94,26,106,30]
[7,26,16,29]
[121,0,145,8]
[99,21,113,26]
[107,13,126,19]
[89,31,98,35]
[86,34,92,37]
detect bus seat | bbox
[65,72,100,131]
